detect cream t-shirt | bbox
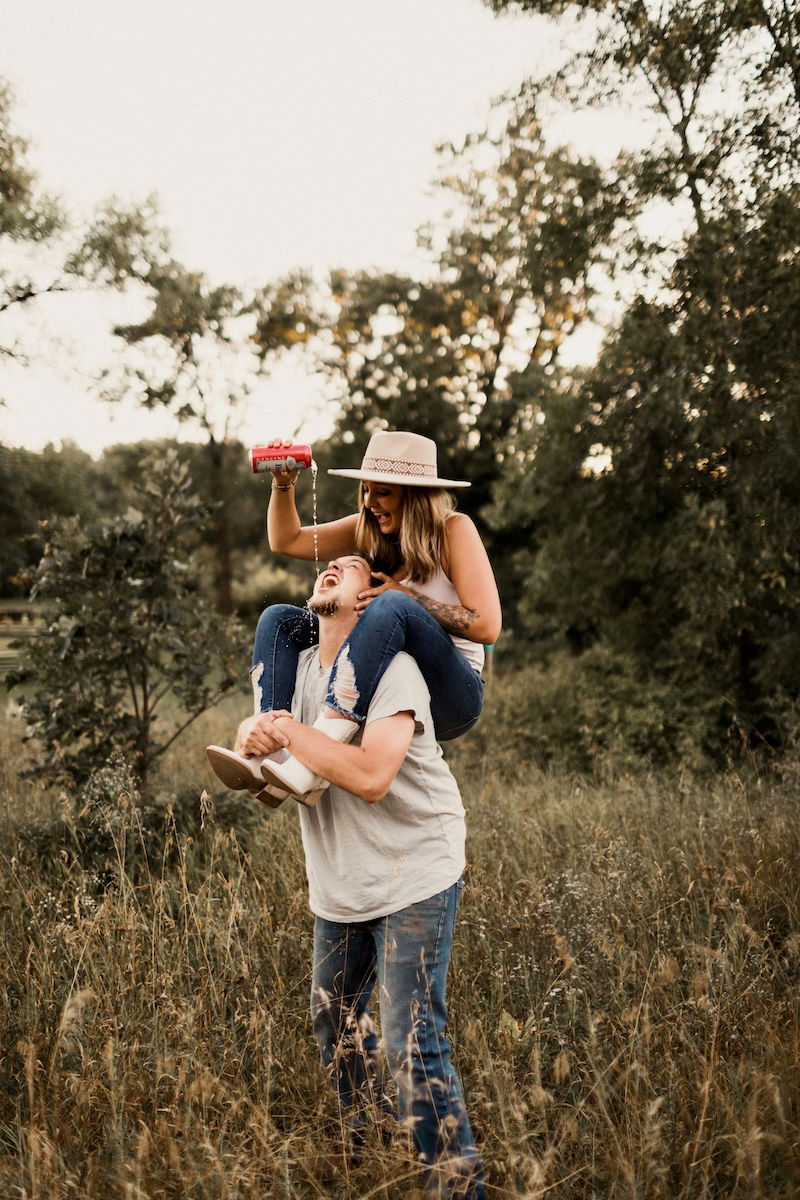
[293,648,466,923]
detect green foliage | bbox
[98,253,321,613]
[486,0,800,219]
[469,0,800,761]
[65,194,171,288]
[472,646,704,774]
[0,81,63,244]
[8,452,246,792]
[489,184,800,754]
[0,82,169,364]
[0,441,106,597]
[308,117,624,521]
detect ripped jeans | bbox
[311,879,488,1198]
[250,591,484,740]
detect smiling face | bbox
[361,481,405,536]
[307,555,373,615]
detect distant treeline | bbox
[2,1,799,768]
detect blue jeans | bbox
[311,880,487,1198]
[251,592,484,740]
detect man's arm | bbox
[241,711,415,805]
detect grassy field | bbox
[1,702,799,1198]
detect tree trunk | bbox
[206,437,234,616]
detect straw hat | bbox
[328,431,470,488]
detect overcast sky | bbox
[0,0,621,456]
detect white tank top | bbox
[402,565,485,674]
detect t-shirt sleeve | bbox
[363,653,429,734]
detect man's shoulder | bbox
[379,651,427,691]
[365,652,430,730]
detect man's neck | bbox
[318,612,359,669]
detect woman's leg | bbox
[325,592,484,740]
[206,605,320,799]
[250,604,319,713]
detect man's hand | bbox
[236,710,294,756]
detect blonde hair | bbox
[355,485,456,583]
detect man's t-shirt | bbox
[292,648,466,923]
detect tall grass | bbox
[1,706,799,1198]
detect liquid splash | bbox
[311,459,320,576]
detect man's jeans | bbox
[310,880,487,1198]
[251,592,484,741]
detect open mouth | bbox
[320,571,339,589]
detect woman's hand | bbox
[267,436,300,488]
[355,572,408,613]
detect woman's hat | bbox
[328,431,470,488]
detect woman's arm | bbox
[267,481,359,561]
[355,513,502,645]
[261,437,360,561]
[417,513,501,643]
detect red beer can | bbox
[249,444,313,474]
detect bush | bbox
[9,452,247,794]
[470,644,706,776]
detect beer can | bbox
[249,444,313,474]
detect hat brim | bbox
[328,468,470,488]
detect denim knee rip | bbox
[250,661,264,713]
[330,645,360,716]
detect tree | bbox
[0,441,103,596]
[94,249,319,614]
[469,0,800,757]
[307,117,623,524]
[9,452,245,793]
[487,181,800,753]
[0,80,65,358]
[484,1,800,221]
[0,81,168,370]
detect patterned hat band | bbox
[361,456,432,478]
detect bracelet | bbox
[271,481,296,492]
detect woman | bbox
[208,429,501,801]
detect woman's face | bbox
[362,481,405,535]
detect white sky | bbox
[0,0,633,457]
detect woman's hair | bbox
[354,485,456,583]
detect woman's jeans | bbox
[311,880,487,1198]
[251,592,485,740]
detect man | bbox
[207,554,488,1199]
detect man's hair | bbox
[350,551,377,573]
[354,486,455,583]
[305,553,377,616]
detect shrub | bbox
[9,452,247,794]
[470,644,706,776]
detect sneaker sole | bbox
[206,746,265,791]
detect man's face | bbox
[307,555,372,615]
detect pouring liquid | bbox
[310,459,320,576]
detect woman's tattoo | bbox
[406,589,479,637]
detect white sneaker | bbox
[206,746,276,792]
[258,713,359,803]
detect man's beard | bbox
[306,596,340,617]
